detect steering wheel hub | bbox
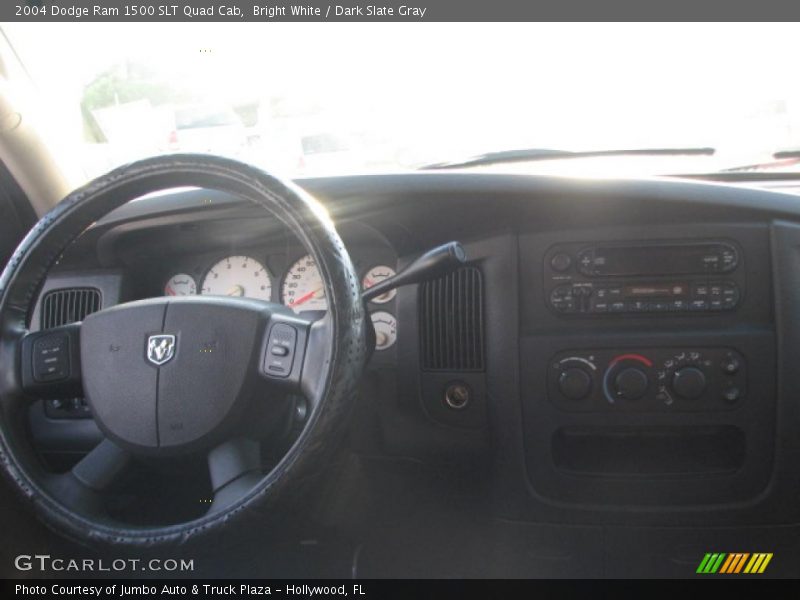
[82,296,279,454]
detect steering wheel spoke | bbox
[44,438,131,515]
[207,438,263,513]
[19,323,83,400]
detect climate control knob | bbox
[671,367,707,400]
[558,368,592,400]
[613,368,649,401]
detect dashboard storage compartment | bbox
[552,426,746,477]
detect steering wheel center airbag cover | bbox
[81,296,267,453]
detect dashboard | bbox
[23,171,800,563]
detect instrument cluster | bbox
[161,253,398,350]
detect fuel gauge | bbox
[164,273,197,296]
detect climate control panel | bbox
[548,347,746,412]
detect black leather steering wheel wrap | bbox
[0,154,368,547]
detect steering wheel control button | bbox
[32,334,70,382]
[558,368,593,400]
[444,382,471,410]
[264,324,297,377]
[270,345,290,357]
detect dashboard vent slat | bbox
[41,288,101,330]
[420,265,484,371]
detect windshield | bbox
[3,22,800,180]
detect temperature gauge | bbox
[371,311,397,351]
[362,265,397,304]
[164,273,197,296]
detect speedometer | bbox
[201,255,272,300]
[281,255,328,313]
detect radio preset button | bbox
[720,247,738,270]
[578,251,594,274]
[689,299,708,311]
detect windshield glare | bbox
[3,22,800,181]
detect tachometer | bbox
[164,273,197,296]
[201,256,272,300]
[282,255,327,313]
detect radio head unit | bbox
[544,241,743,316]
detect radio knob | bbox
[558,368,592,400]
[550,253,572,272]
[671,367,707,400]
[614,368,649,401]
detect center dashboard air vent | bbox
[419,266,485,371]
[40,288,102,330]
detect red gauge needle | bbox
[288,288,320,308]
[165,287,176,296]
[364,277,375,288]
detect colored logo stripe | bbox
[697,552,772,574]
[744,553,773,574]
[697,553,726,573]
[719,553,749,574]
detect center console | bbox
[516,223,775,511]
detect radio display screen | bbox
[590,244,725,276]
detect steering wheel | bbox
[0,155,368,547]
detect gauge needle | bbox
[165,287,176,296]
[226,285,244,297]
[288,288,322,308]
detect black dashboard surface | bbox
[27,172,800,545]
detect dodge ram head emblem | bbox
[146,334,176,366]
